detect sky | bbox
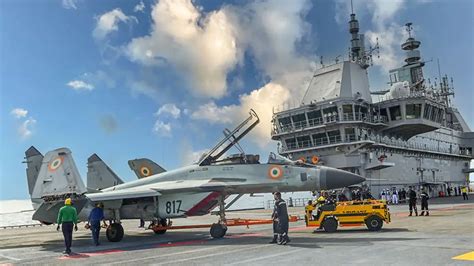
[0,0,473,200]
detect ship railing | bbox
[324,114,339,123]
[345,134,357,142]
[281,132,467,156]
[308,117,324,127]
[273,113,387,135]
[293,120,308,130]
[366,134,465,156]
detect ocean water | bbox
[0,192,312,227]
[0,200,37,227]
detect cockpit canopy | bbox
[212,153,260,165]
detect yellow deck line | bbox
[452,251,474,261]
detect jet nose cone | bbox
[320,167,365,190]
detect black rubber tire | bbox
[210,223,227,238]
[106,223,124,242]
[366,216,383,231]
[322,217,338,233]
[153,219,168,235]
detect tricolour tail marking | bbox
[128,158,166,179]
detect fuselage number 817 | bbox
[165,200,182,214]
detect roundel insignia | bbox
[140,166,152,177]
[48,157,63,172]
[311,155,319,165]
[268,165,283,180]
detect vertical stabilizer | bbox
[128,158,166,178]
[31,147,87,200]
[25,146,43,196]
[28,147,88,224]
[87,154,124,189]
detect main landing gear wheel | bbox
[322,217,338,233]
[365,215,383,231]
[210,223,227,239]
[152,219,168,235]
[106,223,124,242]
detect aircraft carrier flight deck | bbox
[1,196,472,265]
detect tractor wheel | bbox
[365,216,383,231]
[322,217,338,233]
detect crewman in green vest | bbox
[57,198,78,255]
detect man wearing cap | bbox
[57,198,78,255]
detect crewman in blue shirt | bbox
[87,202,106,246]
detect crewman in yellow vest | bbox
[461,186,468,200]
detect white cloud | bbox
[134,1,145,13]
[126,0,240,98]
[93,8,137,40]
[187,0,314,147]
[156,104,181,119]
[125,0,315,103]
[67,80,94,91]
[191,83,291,147]
[152,120,172,137]
[10,108,36,139]
[179,142,208,166]
[18,118,36,139]
[366,23,406,72]
[62,0,78,10]
[191,102,236,124]
[10,108,28,119]
[226,0,314,79]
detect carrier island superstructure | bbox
[271,12,474,197]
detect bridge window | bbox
[327,130,341,144]
[278,117,291,130]
[430,107,439,122]
[437,109,444,123]
[297,135,311,148]
[355,105,367,120]
[292,113,307,129]
[406,104,422,119]
[312,132,328,146]
[307,110,323,126]
[285,138,297,150]
[389,106,402,121]
[342,104,354,121]
[323,106,338,122]
[423,104,431,119]
[345,128,356,141]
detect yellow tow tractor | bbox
[305,200,391,232]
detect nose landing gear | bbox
[210,194,227,239]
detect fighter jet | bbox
[24,110,365,242]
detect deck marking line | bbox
[155,244,272,265]
[108,245,229,264]
[452,251,474,261]
[58,249,124,260]
[229,249,301,265]
[0,254,20,261]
